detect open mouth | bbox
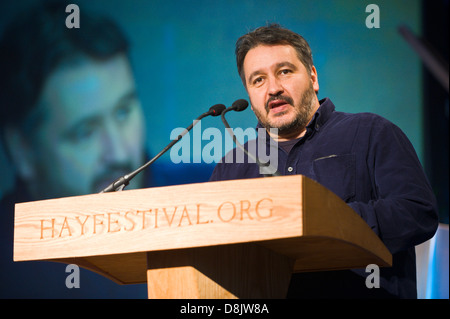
[266,94,294,113]
[269,99,289,109]
[267,99,291,115]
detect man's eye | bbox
[115,104,132,123]
[280,69,292,75]
[253,77,263,85]
[67,123,96,144]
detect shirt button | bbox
[287,166,294,172]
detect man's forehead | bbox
[243,45,302,78]
[246,44,298,59]
[38,55,135,125]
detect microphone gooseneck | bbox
[100,103,226,193]
[221,99,281,177]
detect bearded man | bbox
[209,24,438,299]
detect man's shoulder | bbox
[331,109,396,130]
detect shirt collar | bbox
[306,97,335,132]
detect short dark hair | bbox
[0,1,130,131]
[235,24,314,84]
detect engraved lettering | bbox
[163,207,178,227]
[217,201,236,222]
[196,204,209,225]
[59,217,72,238]
[34,197,277,240]
[239,200,253,220]
[255,198,273,219]
[154,208,159,228]
[40,219,56,239]
[123,210,136,231]
[93,214,104,234]
[136,210,151,230]
[75,215,90,235]
[107,212,121,233]
[178,206,193,227]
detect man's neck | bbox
[270,128,307,142]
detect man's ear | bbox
[311,66,319,93]
[3,126,36,181]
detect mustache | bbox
[265,94,294,112]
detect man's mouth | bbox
[269,99,289,109]
[266,95,294,114]
[267,98,292,115]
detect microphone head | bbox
[231,99,249,112]
[209,104,226,116]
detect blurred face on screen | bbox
[13,54,146,199]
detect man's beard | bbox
[253,82,316,137]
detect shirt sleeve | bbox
[348,119,438,254]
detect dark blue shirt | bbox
[210,98,438,298]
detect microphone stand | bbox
[220,105,281,177]
[101,105,225,193]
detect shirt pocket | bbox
[312,154,356,202]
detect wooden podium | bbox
[13,175,392,298]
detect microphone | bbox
[100,103,226,193]
[221,99,281,177]
[227,99,249,112]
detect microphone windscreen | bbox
[209,104,226,116]
[231,99,249,112]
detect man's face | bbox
[243,44,320,141]
[23,54,146,198]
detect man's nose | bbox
[100,119,128,163]
[267,76,284,96]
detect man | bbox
[0,2,147,201]
[0,1,148,298]
[210,24,438,298]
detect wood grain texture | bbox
[14,176,302,262]
[13,175,392,296]
[147,244,294,298]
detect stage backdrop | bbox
[0,0,423,196]
[0,0,425,298]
